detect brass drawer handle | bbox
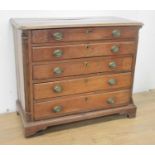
[52,32,63,41]
[106,97,115,105]
[108,78,117,85]
[53,105,63,113]
[53,49,63,58]
[53,67,63,75]
[112,29,121,37]
[111,45,119,53]
[53,85,63,93]
[109,61,117,69]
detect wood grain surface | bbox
[32,41,136,62]
[32,26,139,43]
[32,56,133,80]
[34,90,130,120]
[33,73,132,99]
[10,17,143,30]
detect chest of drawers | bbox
[11,17,143,137]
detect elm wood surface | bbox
[32,41,136,62]
[33,56,133,80]
[11,17,142,137]
[12,29,33,121]
[10,17,143,30]
[31,26,139,43]
[34,90,131,120]
[13,28,25,110]
[34,72,132,100]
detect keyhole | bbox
[84,61,89,67]
[86,45,89,49]
[85,97,88,102]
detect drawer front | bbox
[34,73,132,100]
[34,90,130,120]
[32,27,138,43]
[33,56,133,80]
[32,41,136,62]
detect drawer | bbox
[33,56,133,80]
[34,90,131,120]
[33,72,132,100]
[32,41,136,62]
[32,26,139,43]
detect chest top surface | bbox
[10,16,143,30]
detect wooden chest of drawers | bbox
[11,17,143,137]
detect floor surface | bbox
[0,91,155,144]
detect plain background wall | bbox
[0,10,155,114]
